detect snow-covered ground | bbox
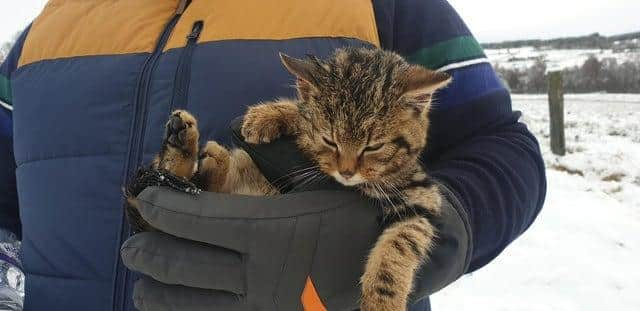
[486,47,640,71]
[432,94,640,311]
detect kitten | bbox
[150,47,451,311]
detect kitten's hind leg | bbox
[127,110,199,233]
[154,110,200,179]
[197,142,277,195]
[197,141,231,192]
[361,217,437,311]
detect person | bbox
[0,0,546,310]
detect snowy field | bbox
[486,47,640,71]
[432,94,640,311]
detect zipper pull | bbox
[187,21,204,41]
[176,0,191,15]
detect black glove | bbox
[121,120,472,311]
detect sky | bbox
[0,0,639,44]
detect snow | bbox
[431,94,640,311]
[486,47,640,72]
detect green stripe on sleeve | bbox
[0,74,11,105]
[405,36,486,70]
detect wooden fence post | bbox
[548,71,566,156]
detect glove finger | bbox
[135,186,367,252]
[135,187,251,252]
[133,277,248,311]
[121,232,245,294]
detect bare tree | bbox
[0,31,21,63]
[524,57,547,93]
[581,55,602,91]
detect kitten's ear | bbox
[280,53,323,101]
[402,66,452,111]
[279,53,319,86]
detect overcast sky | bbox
[0,0,639,45]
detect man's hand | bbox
[120,121,471,310]
[122,187,380,310]
[122,188,469,310]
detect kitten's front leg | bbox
[361,217,437,311]
[241,99,299,144]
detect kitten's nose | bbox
[339,171,355,179]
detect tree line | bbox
[483,32,640,50]
[495,55,640,93]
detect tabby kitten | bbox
[152,47,451,311]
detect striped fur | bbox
[149,48,451,310]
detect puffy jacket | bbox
[0,0,546,310]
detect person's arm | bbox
[0,26,30,242]
[0,109,19,237]
[0,27,31,309]
[374,0,546,286]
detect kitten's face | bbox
[280,48,451,187]
[298,106,428,187]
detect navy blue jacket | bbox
[0,1,546,310]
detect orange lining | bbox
[301,277,327,311]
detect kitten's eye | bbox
[322,137,337,148]
[363,143,385,153]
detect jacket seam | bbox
[15,151,123,167]
[14,52,151,72]
[14,36,375,71]
[162,36,378,54]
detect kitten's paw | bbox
[156,110,200,178]
[241,105,287,144]
[164,110,199,155]
[200,141,230,169]
[198,141,231,191]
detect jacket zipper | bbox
[113,2,190,310]
[170,21,204,111]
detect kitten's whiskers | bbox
[272,165,319,189]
